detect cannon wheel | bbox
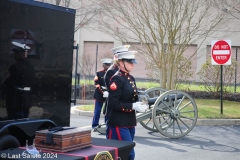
[139,87,167,132]
[152,90,198,138]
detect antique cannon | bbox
[95,87,198,139]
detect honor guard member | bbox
[107,50,148,160]
[103,45,130,124]
[3,41,35,119]
[92,58,112,130]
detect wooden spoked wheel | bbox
[152,90,198,138]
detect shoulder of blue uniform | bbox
[110,70,122,81]
[113,70,120,77]
[108,68,119,75]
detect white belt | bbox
[16,87,31,91]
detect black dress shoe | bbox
[92,126,100,132]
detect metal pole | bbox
[95,45,98,73]
[234,48,238,93]
[74,44,79,105]
[220,65,223,114]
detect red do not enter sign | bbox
[211,40,231,65]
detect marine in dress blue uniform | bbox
[107,51,148,160]
[103,45,130,121]
[92,58,112,129]
[103,45,130,139]
[3,42,34,120]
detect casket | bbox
[35,126,92,152]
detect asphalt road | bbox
[70,114,240,160]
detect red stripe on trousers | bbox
[109,128,112,139]
[116,127,122,140]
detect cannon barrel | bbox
[142,93,184,106]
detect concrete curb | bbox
[196,119,240,126]
[71,106,240,126]
[71,106,105,118]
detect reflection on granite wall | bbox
[0,0,76,126]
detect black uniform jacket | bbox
[93,69,107,102]
[107,69,139,127]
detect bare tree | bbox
[197,59,237,92]
[99,51,112,62]
[88,0,230,89]
[55,0,61,6]
[78,52,95,84]
[40,0,70,7]
[213,0,240,20]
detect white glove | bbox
[103,91,109,98]
[132,102,148,112]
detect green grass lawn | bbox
[76,99,240,119]
[195,99,240,119]
[73,79,240,119]
[73,79,240,93]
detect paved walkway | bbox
[71,100,240,126]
